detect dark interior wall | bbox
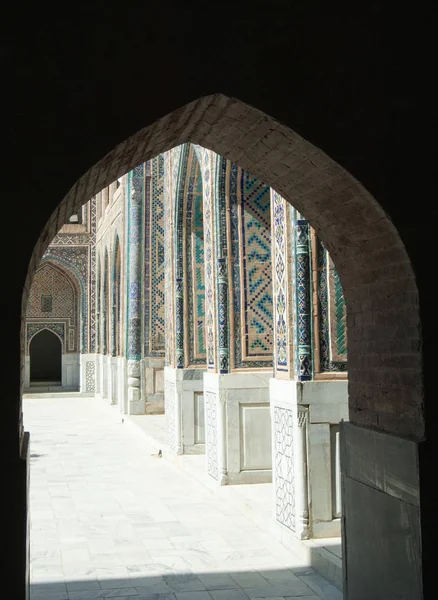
[3,3,434,597]
[29,329,62,382]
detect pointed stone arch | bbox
[22,94,424,598]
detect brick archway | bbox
[26,93,422,439]
[22,94,423,599]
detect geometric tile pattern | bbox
[274,406,295,531]
[164,146,183,368]
[205,391,218,480]
[316,238,348,372]
[215,156,229,374]
[27,263,76,321]
[26,262,78,354]
[271,190,289,374]
[89,196,97,353]
[174,145,190,368]
[186,151,206,365]
[328,254,348,362]
[294,220,312,380]
[230,166,273,368]
[41,247,88,353]
[85,360,96,392]
[200,147,216,370]
[126,164,144,361]
[102,250,109,355]
[144,156,166,357]
[27,322,65,353]
[111,235,121,357]
[44,198,96,354]
[95,255,101,354]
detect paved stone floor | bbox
[24,396,343,600]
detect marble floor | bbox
[24,396,343,600]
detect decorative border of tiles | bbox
[271,190,289,375]
[126,164,144,361]
[85,360,96,392]
[295,220,312,381]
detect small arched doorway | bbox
[29,329,62,384]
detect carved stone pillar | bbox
[295,405,310,538]
[217,384,228,485]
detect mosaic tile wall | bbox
[174,145,190,368]
[111,236,121,357]
[42,248,88,354]
[229,165,273,369]
[126,165,144,361]
[27,322,66,351]
[96,255,101,354]
[185,149,206,365]
[47,199,96,353]
[102,250,109,355]
[294,219,312,381]
[26,262,79,354]
[214,157,230,373]
[271,190,291,376]
[89,197,97,353]
[164,146,183,368]
[316,237,348,372]
[144,156,166,357]
[200,147,217,371]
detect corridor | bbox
[25,396,342,600]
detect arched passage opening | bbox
[19,95,424,600]
[29,329,62,384]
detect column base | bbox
[164,367,206,454]
[142,357,165,414]
[129,400,146,415]
[204,371,272,486]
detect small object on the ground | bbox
[151,449,162,458]
[121,418,124,424]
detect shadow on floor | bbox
[30,566,343,599]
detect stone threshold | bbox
[101,400,343,592]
